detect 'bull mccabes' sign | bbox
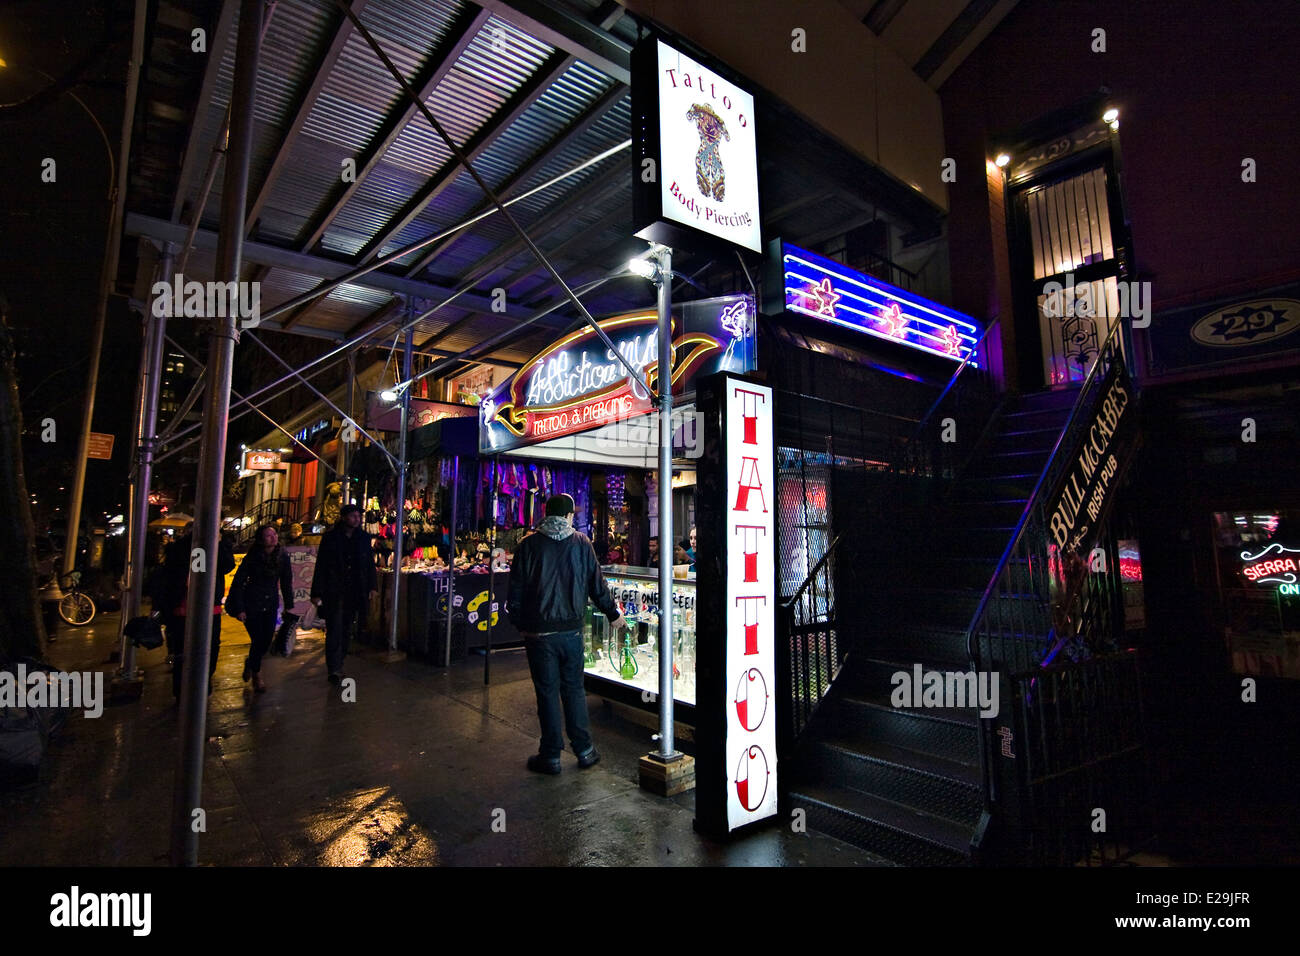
[1046,362,1139,553]
[479,296,755,454]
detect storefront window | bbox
[1213,510,1300,679]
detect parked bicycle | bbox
[42,569,98,627]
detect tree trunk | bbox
[0,293,46,662]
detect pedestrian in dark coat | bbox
[310,504,377,683]
[161,529,236,698]
[227,524,293,692]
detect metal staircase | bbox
[781,322,1149,865]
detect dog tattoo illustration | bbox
[686,103,729,201]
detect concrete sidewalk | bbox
[0,613,886,867]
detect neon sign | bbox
[783,243,981,364]
[479,296,755,454]
[724,378,776,829]
[1241,543,1300,586]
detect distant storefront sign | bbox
[783,243,982,365]
[87,433,115,460]
[1145,283,1300,377]
[366,394,474,433]
[479,295,756,454]
[242,450,282,471]
[632,37,762,254]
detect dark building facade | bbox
[940,0,1300,861]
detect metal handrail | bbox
[901,317,1000,454]
[781,533,842,611]
[962,317,1129,667]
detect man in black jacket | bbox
[508,493,626,774]
[310,504,377,684]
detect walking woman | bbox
[226,524,294,692]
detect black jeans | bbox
[324,599,359,675]
[166,614,222,698]
[524,630,593,760]
[243,609,277,674]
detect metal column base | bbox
[109,674,146,702]
[638,752,695,796]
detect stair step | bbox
[991,427,1062,454]
[830,691,979,766]
[1012,387,1082,412]
[891,587,1043,629]
[998,406,1073,432]
[788,784,973,865]
[800,736,983,826]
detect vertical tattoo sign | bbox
[724,378,776,828]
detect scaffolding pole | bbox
[117,244,173,681]
[169,0,260,867]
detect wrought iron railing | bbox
[778,534,843,750]
[962,317,1139,840]
[230,497,301,547]
[1011,649,1152,865]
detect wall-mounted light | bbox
[627,256,658,280]
[1102,107,1119,123]
[994,153,1011,168]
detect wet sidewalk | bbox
[0,613,886,867]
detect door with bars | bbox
[1013,161,1127,387]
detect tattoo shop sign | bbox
[632,36,761,253]
[1045,362,1139,553]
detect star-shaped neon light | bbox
[878,302,909,338]
[804,278,840,316]
[941,324,963,355]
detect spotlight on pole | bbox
[627,257,657,280]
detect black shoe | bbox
[527,754,561,775]
[576,747,601,770]
[328,672,343,685]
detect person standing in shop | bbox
[310,504,378,684]
[226,524,294,693]
[508,493,626,774]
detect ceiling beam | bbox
[125,212,508,319]
[296,6,493,254]
[469,0,631,84]
[245,0,372,235]
[357,2,626,272]
[169,0,237,222]
[352,48,576,265]
[402,83,627,276]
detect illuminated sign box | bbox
[479,296,756,455]
[782,243,981,365]
[242,450,282,472]
[632,37,762,254]
[694,371,778,838]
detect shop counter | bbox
[581,565,697,722]
[373,567,520,661]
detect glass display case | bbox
[583,565,697,706]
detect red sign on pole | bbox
[87,433,115,460]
